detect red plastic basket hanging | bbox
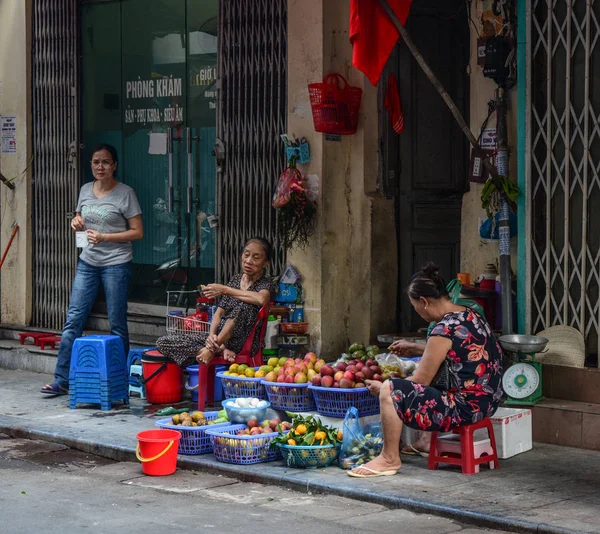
[308,73,362,135]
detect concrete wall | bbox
[287,0,397,358]
[460,2,518,279]
[0,0,33,326]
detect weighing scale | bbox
[498,334,548,406]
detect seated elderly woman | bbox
[156,237,275,367]
[349,263,503,478]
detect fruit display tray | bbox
[206,424,285,465]
[155,412,232,455]
[308,385,380,418]
[261,381,316,411]
[216,370,267,400]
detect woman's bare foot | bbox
[222,348,236,363]
[196,347,215,365]
[349,453,402,477]
[401,434,431,455]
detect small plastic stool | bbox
[69,335,129,411]
[18,332,49,346]
[428,418,499,475]
[129,364,145,399]
[435,435,496,474]
[38,336,61,350]
[127,347,154,400]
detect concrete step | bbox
[530,398,600,451]
[0,327,159,376]
[542,363,600,404]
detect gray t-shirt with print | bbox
[76,182,142,267]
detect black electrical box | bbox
[483,36,511,85]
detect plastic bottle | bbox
[264,314,280,350]
[195,297,209,323]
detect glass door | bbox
[81,0,218,312]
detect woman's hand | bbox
[365,379,383,397]
[388,339,423,356]
[205,334,220,353]
[71,215,84,231]
[86,230,105,245]
[202,284,229,299]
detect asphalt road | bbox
[0,434,509,534]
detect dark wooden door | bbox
[390,0,470,331]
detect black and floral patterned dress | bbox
[156,274,275,368]
[390,307,503,432]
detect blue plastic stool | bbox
[69,335,129,411]
[127,346,155,399]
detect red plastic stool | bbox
[18,332,49,346]
[428,418,499,475]
[197,306,269,411]
[38,336,61,350]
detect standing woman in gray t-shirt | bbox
[41,143,143,395]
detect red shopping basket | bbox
[308,73,362,135]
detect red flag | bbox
[350,0,412,86]
[384,75,405,134]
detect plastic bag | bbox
[338,407,384,469]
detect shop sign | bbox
[480,128,497,151]
[124,76,184,127]
[1,116,17,154]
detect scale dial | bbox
[503,363,540,399]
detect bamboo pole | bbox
[377,0,516,211]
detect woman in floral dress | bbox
[349,262,503,478]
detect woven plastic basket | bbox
[155,412,231,455]
[262,381,315,411]
[276,443,340,468]
[216,368,267,400]
[206,424,285,465]
[308,384,380,418]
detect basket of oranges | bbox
[217,364,269,399]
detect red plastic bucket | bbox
[136,429,181,476]
[141,350,183,404]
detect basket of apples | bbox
[308,358,386,417]
[260,352,320,411]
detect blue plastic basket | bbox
[262,381,315,411]
[308,385,380,418]
[216,369,267,400]
[206,424,284,464]
[155,412,231,455]
[277,443,340,468]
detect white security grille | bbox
[32,0,79,330]
[529,0,600,359]
[216,0,287,283]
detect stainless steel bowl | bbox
[498,334,549,354]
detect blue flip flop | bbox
[40,383,68,396]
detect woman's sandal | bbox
[347,466,398,478]
[401,444,429,458]
[40,383,68,396]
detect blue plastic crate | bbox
[216,369,267,400]
[155,412,232,455]
[307,385,380,418]
[262,381,315,411]
[277,443,340,468]
[206,424,283,464]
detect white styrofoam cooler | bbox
[477,407,532,459]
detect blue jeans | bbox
[53,260,132,388]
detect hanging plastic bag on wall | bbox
[338,407,384,469]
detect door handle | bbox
[186,128,192,214]
[167,128,174,212]
[186,128,200,214]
